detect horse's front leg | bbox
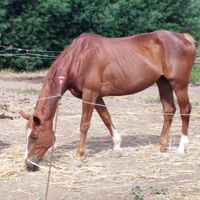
[69,90,98,168]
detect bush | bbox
[0,0,200,71]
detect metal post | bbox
[10,45,12,69]
[26,49,29,89]
[45,76,65,200]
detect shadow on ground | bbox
[0,141,10,151]
[55,134,160,157]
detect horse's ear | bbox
[19,111,31,120]
[33,116,41,126]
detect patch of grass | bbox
[191,66,200,82]
[6,88,40,95]
[129,185,144,200]
[191,99,200,106]
[150,186,169,195]
[105,96,114,99]
[139,95,161,104]
[139,95,178,104]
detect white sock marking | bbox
[176,133,188,155]
[111,127,122,151]
[25,128,32,160]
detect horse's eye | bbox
[31,136,38,140]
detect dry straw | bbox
[1,90,200,199]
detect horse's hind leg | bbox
[95,97,122,158]
[155,76,176,150]
[171,84,191,158]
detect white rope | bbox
[19,95,193,116]
[0,45,61,53]
[22,95,57,102]
[82,100,107,107]
[0,53,58,59]
[25,95,191,173]
[28,159,47,169]
[82,100,191,116]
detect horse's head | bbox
[19,111,55,171]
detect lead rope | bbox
[45,76,65,200]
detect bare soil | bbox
[1,76,200,200]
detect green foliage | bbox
[139,95,161,104]
[150,186,169,195]
[191,66,200,82]
[139,95,178,104]
[0,0,200,70]
[110,0,200,38]
[6,88,40,95]
[129,185,144,200]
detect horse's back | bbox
[74,30,196,71]
[66,31,196,96]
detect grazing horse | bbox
[19,30,196,171]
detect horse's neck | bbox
[34,78,60,122]
[34,51,70,122]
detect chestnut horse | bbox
[20,30,196,171]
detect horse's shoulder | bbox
[74,33,104,51]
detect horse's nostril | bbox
[26,159,38,172]
[26,162,32,171]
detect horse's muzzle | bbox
[26,157,39,172]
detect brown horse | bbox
[19,30,196,171]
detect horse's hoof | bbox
[154,144,161,152]
[69,160,82,168]
[110,150,122,158]
[174,150,185,159]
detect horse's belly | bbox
[100,70,161,96]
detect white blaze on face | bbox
[111,126,122,151]
[176,133,188,155]
[25,128,32,160]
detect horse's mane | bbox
[41,38,78,97]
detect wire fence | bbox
[1,44,200,60]
[0,45,62,71]
[0,45,61,59]
[0,44,200,70]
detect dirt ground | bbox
[1,76,200,200]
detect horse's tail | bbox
[183,33,196,44]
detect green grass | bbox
[150,186,169,195]
[6,88,40,95]
[129,185,169,199]
[139,95,178,104]
[139,95,161,103]
[191,65,200,82]
[129,185,144,200]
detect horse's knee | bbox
[180,103,192,117]
[186,103,192,114]
[166,104,176,114]
[163,103,176,114]
[172,105,176,113]
[163,106,176,121]
[80,122,90,133]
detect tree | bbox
[0,0,199,70]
